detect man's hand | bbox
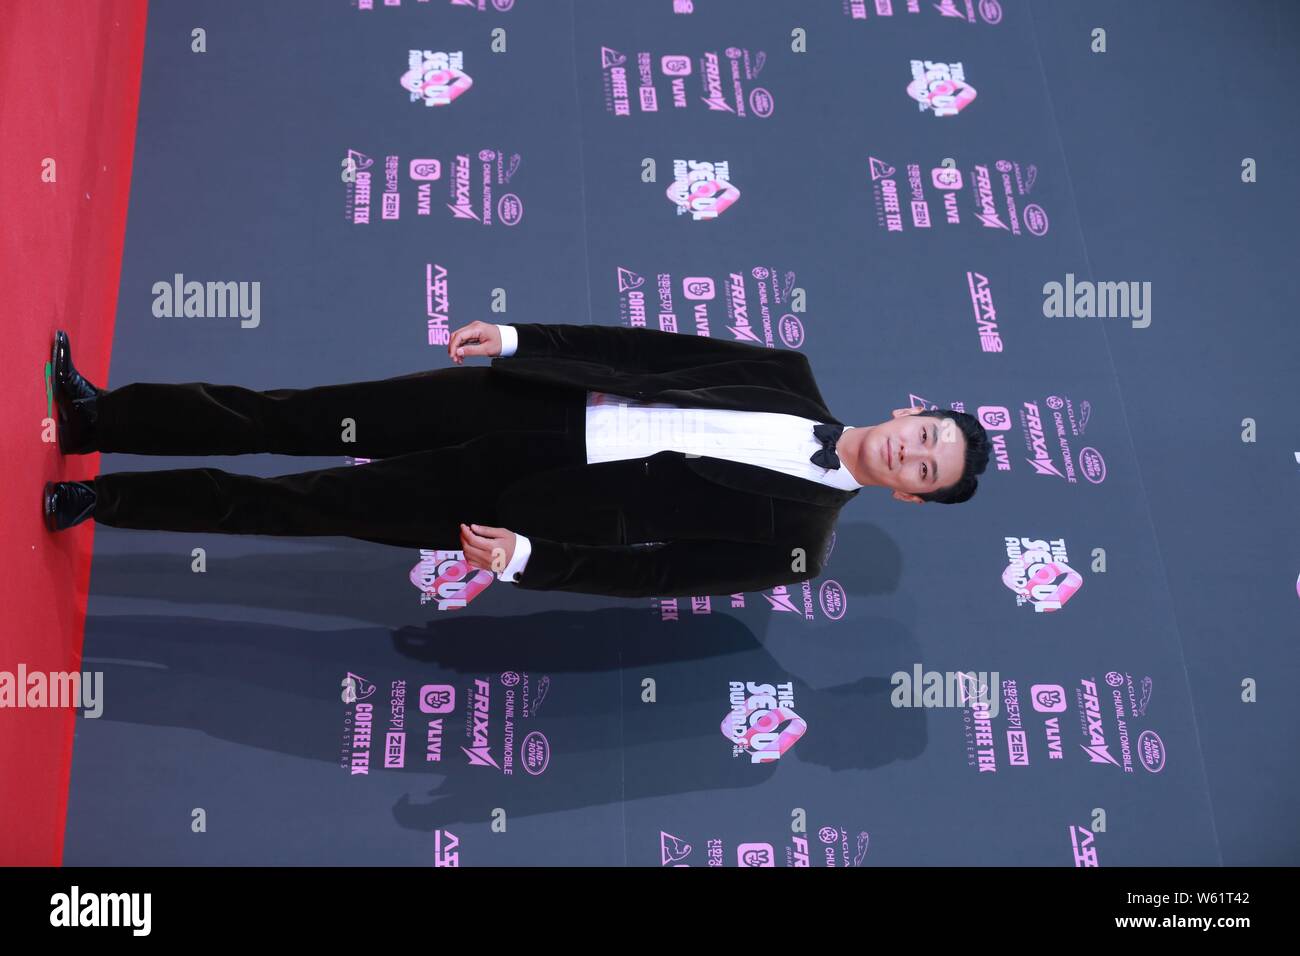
[459,523,516,573]
[448,321,502,365]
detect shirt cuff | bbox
[497,532,531,582]
[497,324,518,357]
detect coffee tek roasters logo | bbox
[667,159,740,219]
[400,50,473,106]
[720,681,806,762]
[907,60,977,116]
[1001,536,1083,612]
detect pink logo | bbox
[410,551,492,609]
[979,0,1003,24]
[682,276,715,300]
[342,672,376,703]
[819,580,846,620]
[907,65,977,117]
[737,843,775,867]
[931,166,962,190]
[661,55,691,76]
[618,267,646,292]
[778,314,804,349]
[409,159,441,181]
[749,87,774,117]
[1003,555,1083,612]
[497,193,523,225]
[1023,203,1049,236]
[401,53,473,107]
[869,156,896,181]
[977,405,1012,430]
[1029,684,1068,713]
[418,684,456,714]
[660,831,692,865]
[667,174,740,219]
[600,47,626,68]
[1078,447,1107,484]
[1138,731,1166,773]
[521,731,551,775]
[433,830,460,867]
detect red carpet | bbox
[0,0,148,865]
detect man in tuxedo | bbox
[44,322,990,598]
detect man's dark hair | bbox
[911,409,990,504]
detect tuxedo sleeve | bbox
[511,536,821,599]
[508,322,814,377]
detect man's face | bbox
[858,407,967,503]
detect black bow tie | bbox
[811,422,843,470]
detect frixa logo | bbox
[1001,536,1082,612]
[907,60,977,116]
[660,831,692,866]
[725,271,760,341]
[462,678,499,768]
[433,830,460,868]
[1021,401,1065,478]
[667,158,740,220]
[151,274,260,329]
[341,672,376,703]
[1078,679,1120,767]
[890,665,1000,717]
[400,50,472,106]
[720,680,806,763]
[1042,273,1151,328]
[972,164,1007,230]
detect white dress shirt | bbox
[489,324,860,582]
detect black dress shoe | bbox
[52,330,103,404]
[43,481,97,531]
[57,397,100,454]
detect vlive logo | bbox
[667,158,740,220]
[401,50,473,107]
[907,60,977,116]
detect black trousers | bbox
[90,366,588,550]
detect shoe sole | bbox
[42,482,57,532]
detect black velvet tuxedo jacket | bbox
[487,322,859,599]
